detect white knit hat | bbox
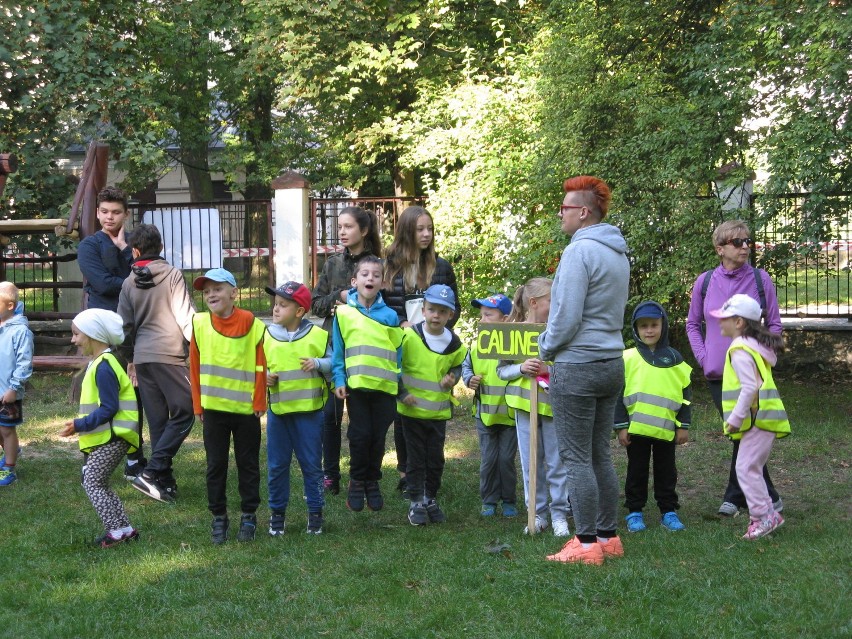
[73,309,125,345]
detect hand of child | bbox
[468,375,482,391]
[440,372,457,390]
[521,358,542,377]
[402,394,417,406]
[266,372,278,387]
[254,410,264,418]
[724,421,740,433]
[617,430,630,447]
[59,421,76,438]
[1,388,15,405]
[334,386,348,400]
[675,429,689,445]
[196,413,204,424]
[126,363,138,387]
[300,358,317,372]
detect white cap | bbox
[709,294,762,321]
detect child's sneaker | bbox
[268,512,286,537]
[131,473,175,504]
[237,513,257,542]
[95,528,139,548]
[211,515,229,545]
[123,461,145,482]
[552,517,571,537]
[346,480,366,512]
[408,502,428,526]
[323,475,340,495]
[718,501,740,517]
[425,498,446,524]
[661,511,685,531]
[625,511,646,532]
[501,502,518,518]
[481,503,497,517]
[546,536,604,566]
[307,512,324,535]
[772,511,785,531]
[523,515,549,535]
[0,467,17,486]
[365,480,384,511]
[598,536,624,558]
[742,515,779,541]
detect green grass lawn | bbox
[1,373,849,638]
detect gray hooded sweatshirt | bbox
[538,222,630,364]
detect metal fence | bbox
[128,199,274,314]
[310,196,422,288]
[753,192,851,318]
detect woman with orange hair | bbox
[538,176,631,566]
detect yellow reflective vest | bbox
[621,348,692,442]
[77,351,140,454]
[263,325,329,415]
[469,347,513,427]
[722,342,791,440]
[193,312,266,414]
[505,368,552,418]
[336,304,403,395]
[398,327,467,420]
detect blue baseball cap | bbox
[632,301,664,321]
[472,293,512,316]
[193,268,237,291]
[423,284,456,311]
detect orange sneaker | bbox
[598,535,624,558]
[546,536,604,566]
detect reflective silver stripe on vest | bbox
[623,392,681,412]
[270,387,325,403]
[480,404,510,415]
[199,364,254,383]
[199,385,254,404]
[401,374,444,393]
[722,389,740,401]
[274,370,314,382]
[628,411,676,432]
[114,419,139,430]
[410,397,451,413]
[80,403,99,413]
[505,386,528,400]
[347,365,398,382]
[479,383,506,395]
[79,400,137,413]
[345,345,398,361]
[758,389,782,400]
[755,409,788,421]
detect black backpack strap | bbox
[752,266,766,310]
[700,270,713,302]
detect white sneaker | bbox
[718,501,740,517]
[523,515,549,535]
[552,517,571,537]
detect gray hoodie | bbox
[538,223,630,363]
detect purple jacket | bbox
[685,263,782,381]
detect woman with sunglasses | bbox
[686,219,784,518]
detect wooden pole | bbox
[527,381,539,534]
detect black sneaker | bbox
[307,511,323,535]
[408,502,428,526]
[365,481,384,511]
[269,512,286,537]
[347,480,366,512]
[211,515,229,545]
[426,498,447,524]
[123,461,145,482]
[94,528,139,548]
[131,473,175,504]
[323,475,340,495]
[237,513,257,542]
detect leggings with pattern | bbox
[83,439,131,531]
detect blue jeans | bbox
[266,409,325,514]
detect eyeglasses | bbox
[559,205,585,216]
[725,237,753,248]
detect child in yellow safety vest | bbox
[398,284,467,526]
[331,255,402,513]
[59,309,141,548]
[497,277,571,538]
[190,268,267,545]
[710,294,790,541]
[462,293,518,518]
[263,281,331,536]
[613,301,692,534]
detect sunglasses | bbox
[725,238,754,248]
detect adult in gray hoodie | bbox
[539,176,630,565]
[117,224,196,503]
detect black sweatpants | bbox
[403,416,447,503]
[202,408,261,516]
[624,435,679,514]
[345,388,395,482]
